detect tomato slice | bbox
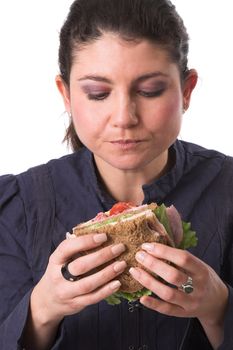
[109,202,134,216]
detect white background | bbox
[0,1,232,175]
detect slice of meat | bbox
[165,205,183,247]
[147,215,175,247]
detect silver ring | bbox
[61,262,80,282]
[180,276,194,294]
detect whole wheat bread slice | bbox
[73,213,171,292]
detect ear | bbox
[55,75,71,113]
[182,69,198,111]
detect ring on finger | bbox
[61,261,80,282]
[179,276,194,294]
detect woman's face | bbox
[58,33,196,173]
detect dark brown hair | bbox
[58,0,189,151]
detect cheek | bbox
[71,103,105,146]
[70,103,90,142]
[147,98,182,129]
[163,89,182,114]
[159,92,182,126]
[144,93,183,145]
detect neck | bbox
[94,151,171,205]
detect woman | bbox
[0,0,232,349]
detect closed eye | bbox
[87,89,165,101]
[87,92,109,101]
[138,89,165,98]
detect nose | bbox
[111,96,138,128]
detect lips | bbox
[110,139,142,144]
[109,139,144,150]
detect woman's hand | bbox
[23,233,126,350]
[34,233,126,321]
[129,242,229,349]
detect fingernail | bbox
[129,267,140,278]
[93,233,107,243]
[142,243,154,252]
[66,232,75,239]
[110,280,121,290]
[111,243,125,256]
[113,261,127,273]
[136,251,146,262]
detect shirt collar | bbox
[84,149,115,209]
[142,140,185,204]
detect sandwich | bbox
[72,202,197,305]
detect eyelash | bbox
[138,89,165,98]
[87,89,165,101]
[87,93,109,101]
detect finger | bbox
[140,295,188,318]
[49,260,126,304]
[70,260,127,296]
[135,250,189,287]
[68,280,122,310]
[141,243,203,275]
[68,243,126,276]
[129,267,192,307]
[51,233,108,264]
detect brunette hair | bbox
[59,0,189,151]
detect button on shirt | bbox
[0,140,233,349]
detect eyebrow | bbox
[77,72,169,84]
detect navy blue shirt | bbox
[0,140,233,350]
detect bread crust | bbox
[73,214,170,292]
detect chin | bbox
[94,147,166,173]
[105,155,153,171]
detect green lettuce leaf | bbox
[154,204,172,238]
[105,288,152,305]
[154,204,198,249]
[178,221,198,249]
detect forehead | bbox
[71,32,179,79]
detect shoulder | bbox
[177,140,233,216]
[0,173,28,250]
[0,151,84,226]
[178,140,232,175]
[45,148,95,195]
[174,140,233,209]
[179,140,227,160]
[47,147,91,170]
[7,148,91,197]
[0,150,86,247]
[0,174,20,211]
